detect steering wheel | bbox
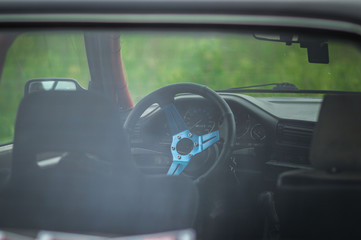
[124,83,236,181]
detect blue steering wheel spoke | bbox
[167,129,220,176]
[162,103,188,135]
[167,161,189,175]
[199,130,220,151]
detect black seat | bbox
[276,94,361,239]
[0,91,198,235]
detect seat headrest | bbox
[310,94,361,171]
[12,91,132,175]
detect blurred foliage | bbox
[0,33,90,145]
[0,31,361,145]
[121,32,361,102]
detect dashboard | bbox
[129,93,320,175]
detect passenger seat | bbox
[276,94,361,239]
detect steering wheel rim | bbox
[124,83,236,182]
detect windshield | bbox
[121,32,361,101]
[0,25,361,239]
[0,30,360,144]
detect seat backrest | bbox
[11,91,134,177]
[0,91,198,235]
[277,94,361,239]
[310,94,361,171]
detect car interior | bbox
[0,5,361,239]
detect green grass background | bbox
[0,33,90,144]
[122,32,361,102]
[0,31,360,144]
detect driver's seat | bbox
[0,91,198,235]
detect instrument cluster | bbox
[135,99,267,148]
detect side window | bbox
[0,32,90,145]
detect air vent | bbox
[277,121,315,147]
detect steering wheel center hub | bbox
[176,138,194,155]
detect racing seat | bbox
[0,91,198,235]
[276,94,361,239]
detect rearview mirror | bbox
[24,78,85,96]
[253,33,329,64]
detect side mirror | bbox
[24,78,85,96]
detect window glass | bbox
[121,32,361,102]
[0,33,90,145]
[1,30,361,144]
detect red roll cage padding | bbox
[84,32,133,110]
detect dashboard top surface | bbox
[226,94,322,122]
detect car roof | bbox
[0,0,361,24]
[0,0,361,38]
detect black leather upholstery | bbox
[310,94,361,171]
[277,94,361,239]
[0,91,198,235]
[11,91,134,176]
